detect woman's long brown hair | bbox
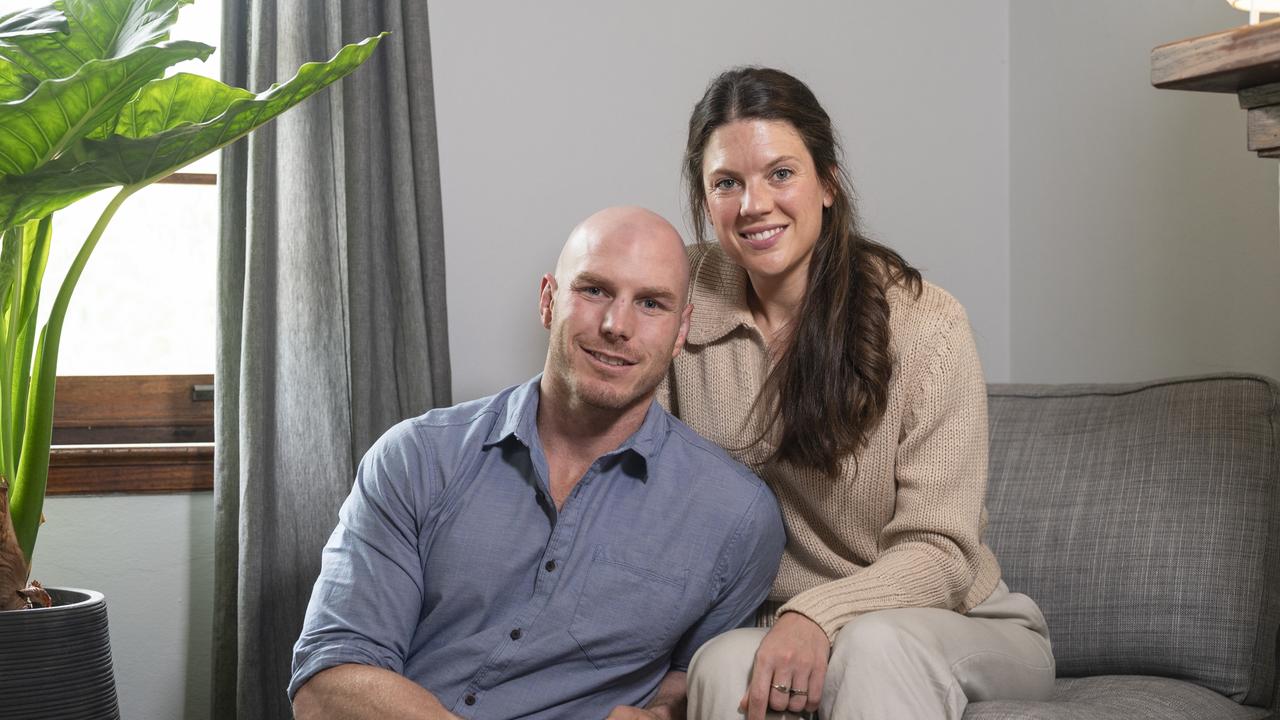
[683,67,922,476]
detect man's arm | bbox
[605,671,687,720]
[293,664,461,720]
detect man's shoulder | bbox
[654,409,775,502]
[368,382,526,463]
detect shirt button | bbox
[464,694,476,706]
[510,628,523,640]
[544,560,557,572]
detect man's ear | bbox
[671,303,693,359]
[539,274,557,329]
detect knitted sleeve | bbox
[775,304,990,639]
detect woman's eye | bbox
[712,178,737,191]
[772,168,794,181]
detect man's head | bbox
[540,206,692,415]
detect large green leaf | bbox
[0,0,189,82]
[0,5,67,102]
[0,33,385,230]
[0,40,211,180]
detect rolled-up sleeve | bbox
[288,423,434,699]
[669,483,785,670]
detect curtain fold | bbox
[213,2,449,717]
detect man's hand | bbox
[607,669,686,720]
[738,612,829,720]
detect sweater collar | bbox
[685,243,759,346]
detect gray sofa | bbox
[964,374,1279,720]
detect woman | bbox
[661,67,1055,720]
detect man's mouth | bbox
[585,348,636,367]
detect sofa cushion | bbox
[984,375,1280,707]
[963,676,1271,720]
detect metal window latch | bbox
[191,384,214,402]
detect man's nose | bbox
[740,180,773,217]
[601,301,634,341]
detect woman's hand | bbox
[738,612,829,719]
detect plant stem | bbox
[9,186,136,564]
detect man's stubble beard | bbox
[547,327,668,413]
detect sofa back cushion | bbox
[985,375,1280,706]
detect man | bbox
[289,207,785,719]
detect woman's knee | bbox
[689,626,768,681]
[828,610,944,678]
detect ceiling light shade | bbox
[1226,0,1280,13]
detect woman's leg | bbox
[821,581,1054,720]
[687,627,812,719]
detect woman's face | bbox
[700,119,833,292]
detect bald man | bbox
[290,207,785,720]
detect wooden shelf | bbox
[1153,17,1280,157]
[1153,17,1280,93]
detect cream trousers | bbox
[686,581,1054,720]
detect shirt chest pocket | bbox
[567,545,690,670]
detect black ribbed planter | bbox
[0,588,120,720]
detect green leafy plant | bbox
[0,0,383,610]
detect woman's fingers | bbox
[768,673,794,712]
[742,660,779,720]
[784,671,810,714]
[805,655,826,713]
[739,614,832,719]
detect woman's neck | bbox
[746,267,807,346]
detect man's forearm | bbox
[293,664,461,720]
[644,671,688,720]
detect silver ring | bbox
[771,683,790,693]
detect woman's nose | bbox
[740,181,773,217]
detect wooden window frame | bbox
[45,171,218,495]
[48,374,213,495]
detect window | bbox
[0,1,225,494]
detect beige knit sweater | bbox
[658,243,1001,640]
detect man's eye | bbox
[641,299,660,310]
[582,287,603,296]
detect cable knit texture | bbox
[658,243,1002,640]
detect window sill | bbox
[47,444,213,495]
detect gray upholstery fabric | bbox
[963,676,1271,720]
[985,375,1280,710]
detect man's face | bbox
[540,224,691,414]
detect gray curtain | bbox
[212,2,450,717]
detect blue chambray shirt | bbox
[290,376,785,719]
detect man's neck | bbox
[535,376,651,507]
[536,378,650,459]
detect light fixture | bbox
[1226,0,1280,24]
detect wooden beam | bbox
[1248,105,1280,151]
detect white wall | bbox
[431,1,1014,395]
[1010,1,1280,382]
[33,494,214,720]
[29,4,1280,719]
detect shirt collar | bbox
[484,374,669,478]
[685,243,759,346]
